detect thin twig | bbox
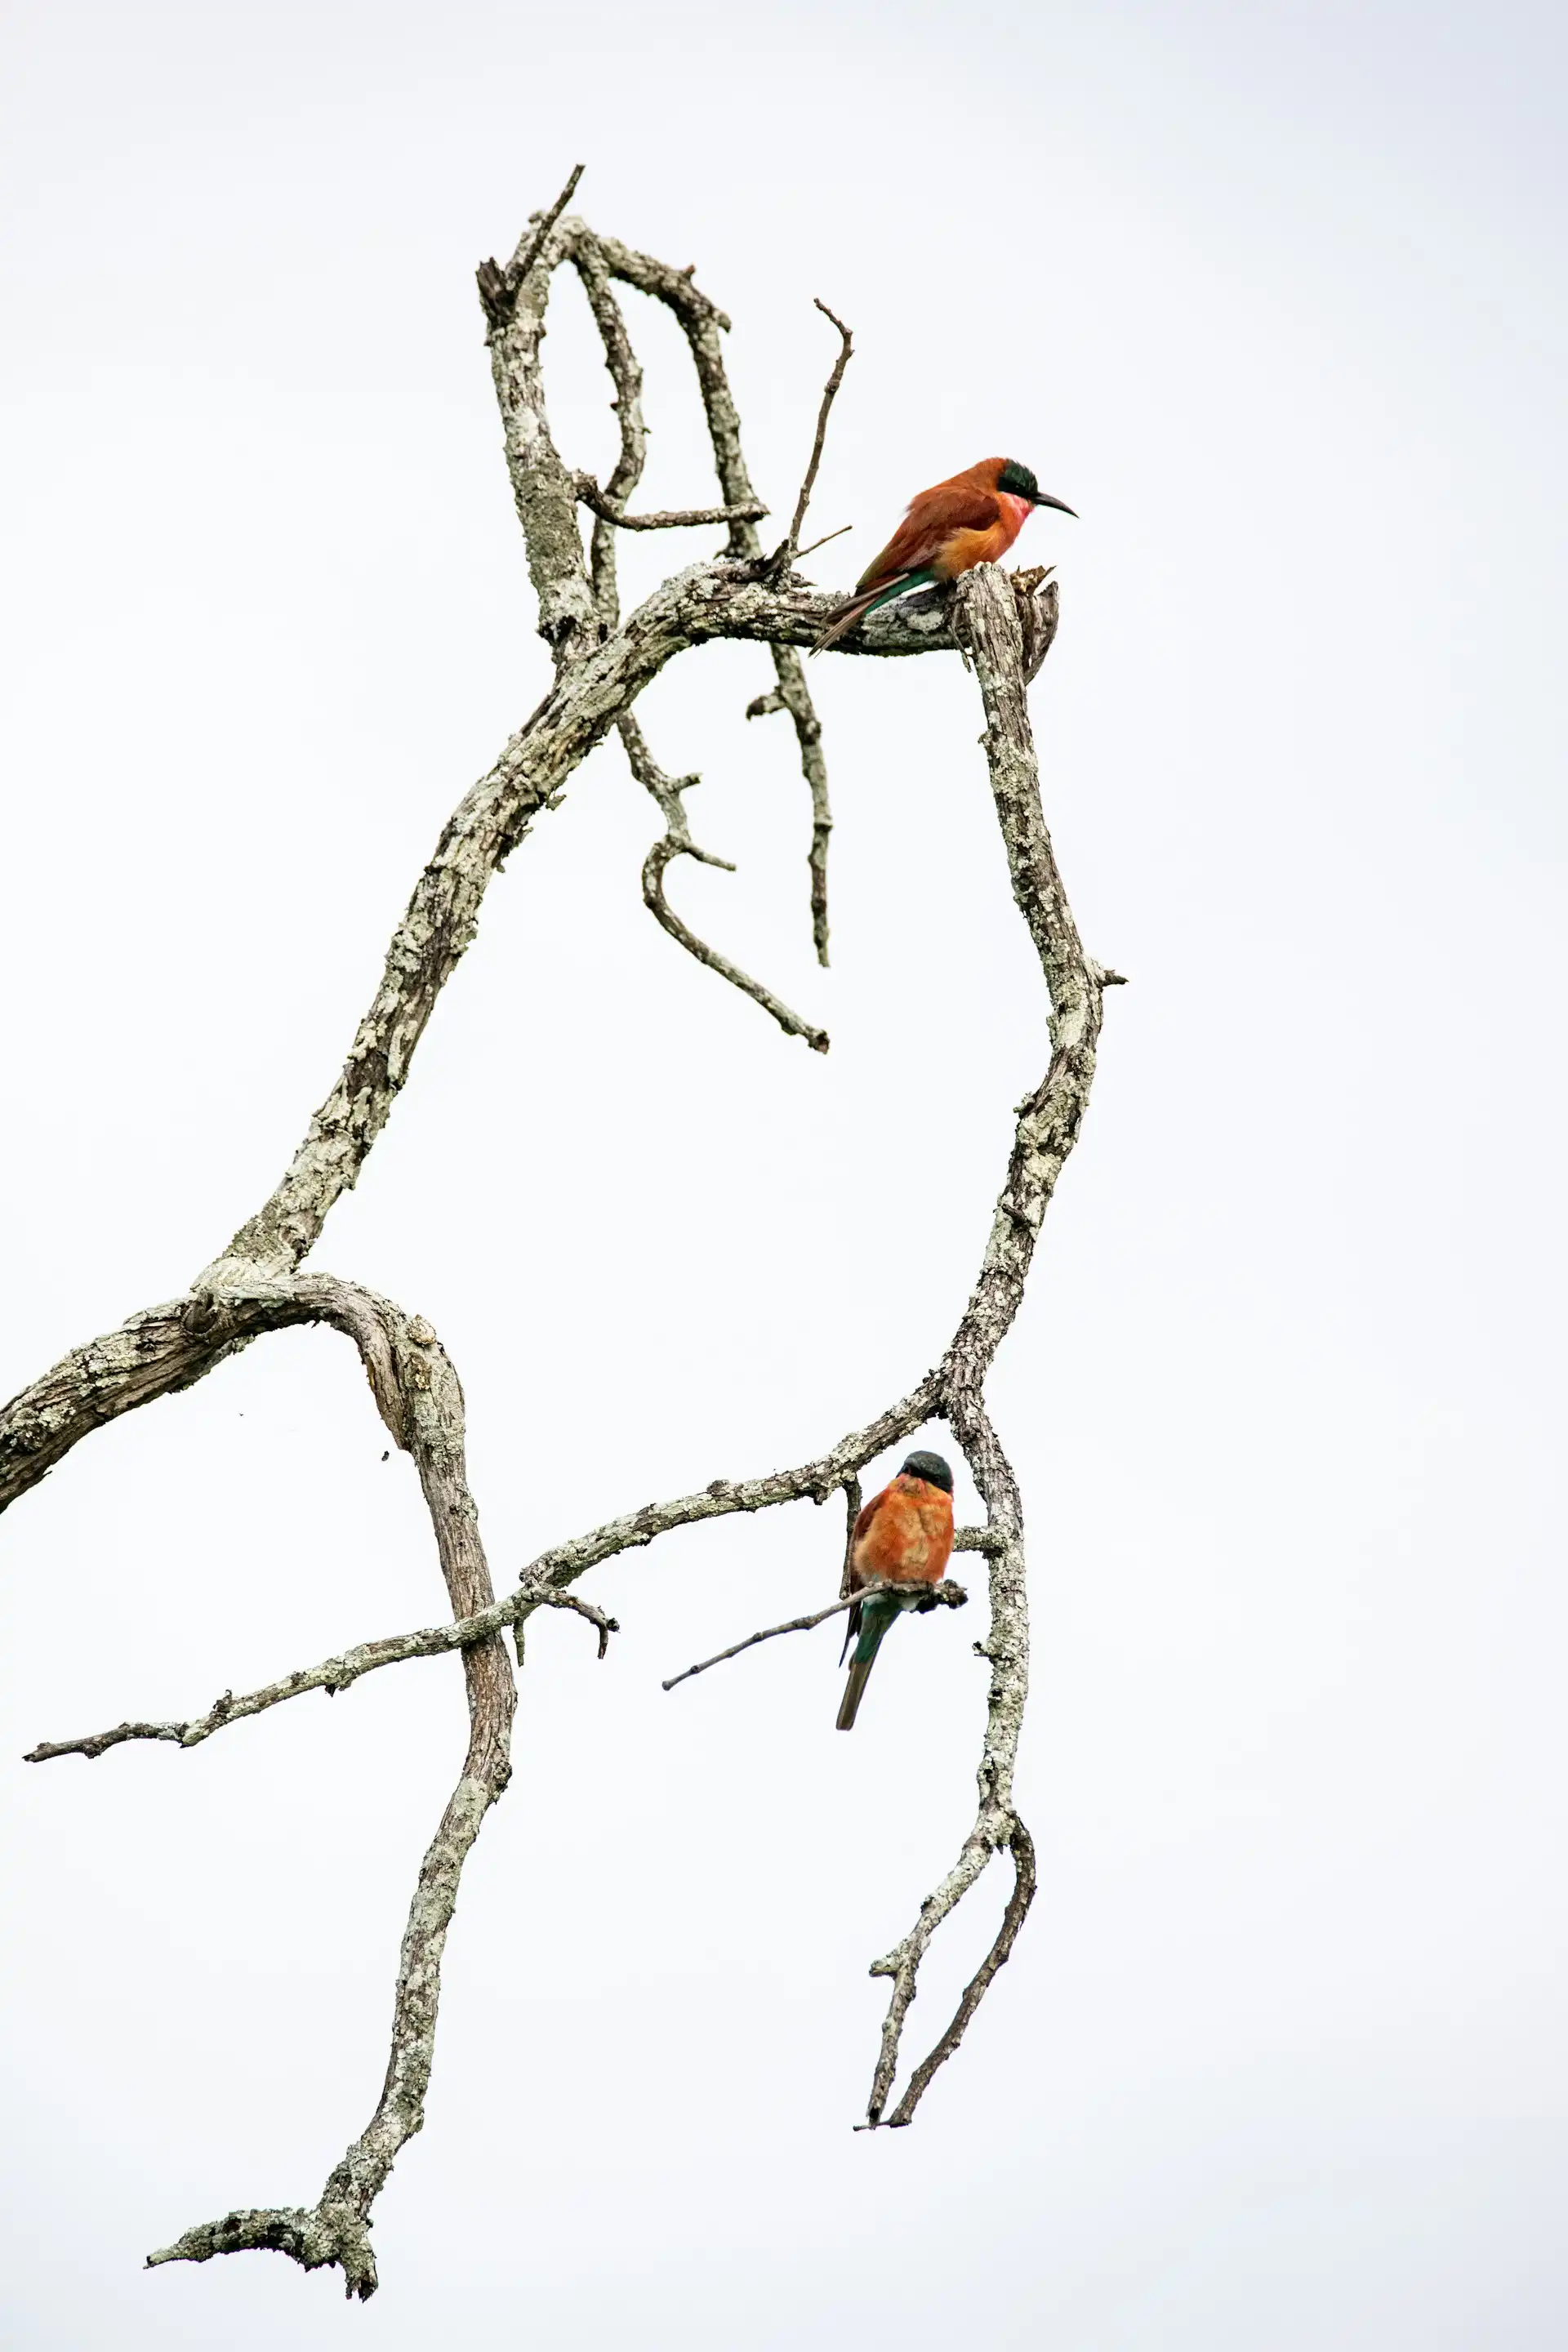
[573,471,766,532]
[662,1577,966,1692]
[773,299,855,574]
[793,522,852,565]
[25,1583,617,1766]
[475,162,584,323]
[757,298,853,964]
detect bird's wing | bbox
[858,482,1003,591]
[846,1483,891,1588]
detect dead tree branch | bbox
[559,226,826,1048]
[662,1576,968,1694]
[579,225,838,964]
[572,471,766,532]
[25,1584,614,1766]
[772,297,854,573]
[2,175,1112,2296]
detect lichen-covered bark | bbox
[145,1281,514,2301]
[5,183,1116,2296]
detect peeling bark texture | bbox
[3,181,1117,2297]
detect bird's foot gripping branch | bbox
[4,167,1119,2295]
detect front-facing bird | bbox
[836,1450,956,1731]
[812,457,1076,653]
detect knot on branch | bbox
[180,1287,236,1339]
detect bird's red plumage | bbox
[848,1472,954,1590]
[855,457,1033,592]
[811,457,1038,653]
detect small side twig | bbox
[572,472,767,532]
[662,1577,967,1692]
[792,523,852,566]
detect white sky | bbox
[2,2,1565,2344]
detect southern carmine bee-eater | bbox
[837,1450,956,1731]
[812,457,1076,653]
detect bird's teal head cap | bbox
[998,458,1077,518]
[901,1450,954,1492]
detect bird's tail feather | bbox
[835,1594,898,1731]
[836,1655,874,1731]
[811,568,936,655]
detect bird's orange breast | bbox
[929,493,1031,583]
[851,1476,955,1587]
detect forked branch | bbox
[2,175,1113,2299]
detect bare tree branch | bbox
[560,234,826,1049]
[661,1576,967,1693]
[25,1584,615,1766]
[0,561,1057,1517]
[573,471,767,532]
[3,180,1116,2296]
[136,1276,515,2298]
[879,1817,1037,2130]
[792,522,853,565]
[636,733,831,1055]
[773,297,854,572]
[475,162,584,326]
[586,228,838,963]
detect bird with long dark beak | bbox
[812,457,1076,653]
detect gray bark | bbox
[6,181,1119,2295]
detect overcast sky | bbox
[2,2,1566,2344]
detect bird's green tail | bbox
[862,565,938,616]
[811,567,940,655]
[836,1592,902,1731]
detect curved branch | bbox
[562,240,828,1049]
[861,565,1095,2122]
[492,566,1105,2129]
[5,171,1111,2294]
[877,1817,1036,2130]
[142,1276,516,2298]
[0,567,997,1521]
[0,564,1050,1514]
[583,225,838,963]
